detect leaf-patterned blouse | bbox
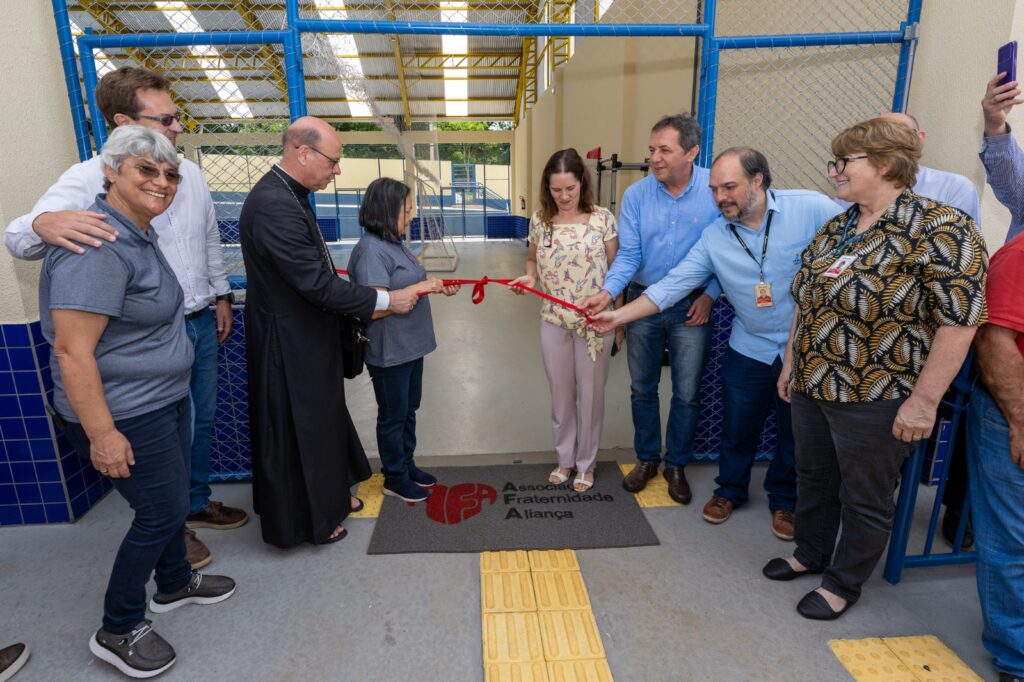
[529,206,618,361]
[790,190,988,403]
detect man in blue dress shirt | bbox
[580,114,721,505]
[591,148,841,539]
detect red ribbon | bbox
[336,269,593,322]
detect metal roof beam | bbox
[188,97,514,104]
[74,0,200,132]
[384,0,413,123]
[70,2,532,12]
[226,0,288,96]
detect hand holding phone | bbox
[998,40,1017,85]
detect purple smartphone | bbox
[998,40,1017,84]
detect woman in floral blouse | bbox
[509,148,623,492]
[763,118,988,620]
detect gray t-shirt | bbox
[40,196,193,421]
[348,233,437,367]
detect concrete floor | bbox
[0,241,996,680]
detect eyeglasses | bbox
[304,145,341,166]
[132,162,181,184]
[135,112,182,127]
[827,155,869,175]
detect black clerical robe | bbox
[239,166,376,548]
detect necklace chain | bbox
[270,166,335,271]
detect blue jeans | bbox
[185,308,217,515]
[625,284,712,468]
[967,388,1024,677]
[65,398,193,634]
[717,347,796,510]
[367,358,424,483]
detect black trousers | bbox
[790,393,911,603]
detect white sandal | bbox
[573,473,594,491]
[549,468,572,484]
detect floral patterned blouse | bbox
[528,206,618,360]
[790,190,987,403]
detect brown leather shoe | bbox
[771,509,795,541]
[186,500,249,530]
[701,495,734,523]
[663,466,692,505]
[185,528,212,569]
[622,462,659,493]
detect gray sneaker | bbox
[0,643,30,682]
[149,571,236,614]
[89,621,175,678]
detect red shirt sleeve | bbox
[986,234,1024,355]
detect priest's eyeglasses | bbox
[305,145,341,166]
[827,155,869,175]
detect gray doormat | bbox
[366,461,660,554]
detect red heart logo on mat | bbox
[424,483,497,525]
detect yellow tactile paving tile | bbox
[830,638,918,681]
[528,549,580,572]
[532,571,591,611]
[350,474,385,518]
[617,463,677,507]
[481,551,532,573]
[482,612,546,664]
[829,636,983,682]
[482,570,539,613]
[484,661,550,682]
[538,610,606,661]
[547,659,615,682]
[881,636,983,682]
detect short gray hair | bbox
[100,125,179,185]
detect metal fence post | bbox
[50,0,92,161]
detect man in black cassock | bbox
[239,117,420,547]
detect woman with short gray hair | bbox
[41,125,236,678]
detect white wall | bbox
[908,0,1024,249]
[0,1,80,323]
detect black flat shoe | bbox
[351,497,364,514]
[322,527,348,545]
[796,590,850,620]
[762,557,823,581]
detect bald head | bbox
[881,112,925,144]
[280,116,341,191]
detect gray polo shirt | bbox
[40,196,193,421]
[348,233,437,367]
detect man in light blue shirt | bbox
[591,148,841,539]
[580,114,721,505]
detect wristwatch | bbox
[216,292,235,304]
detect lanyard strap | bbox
[831,206,862,256]
[728,208,774,281]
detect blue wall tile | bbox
[0,505,21,525]
[70,493,90,519]
[35,461,60,483]
[0,353,11,373]
[18,394,44,416]
[0,394,20,416]
[20,504,44,524]
[25,418,51,439]
[0,463,11,484]
[9,349,37,372]
[44,503,70,523]
[30,439,56,460]
[0,419,26,441]
[40,482,66,504]
[3,324,30,348]
[13,371,39,394]
[0,484,16,505]
[5,440,30,462]
[15,482,41,505]
[10,462,35,484]
[0,371,12,392]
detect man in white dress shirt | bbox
[5,67,248,567]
